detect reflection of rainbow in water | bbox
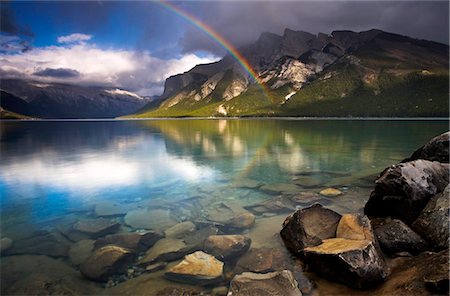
[158,0,270,99]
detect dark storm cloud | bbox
[33,68,81,78]
[0,1,34,37]
[179,1,449,55]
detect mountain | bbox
[133,29,449,118]
[0,80,150,119]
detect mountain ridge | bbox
[133,28,448,118]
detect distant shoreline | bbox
[1,117,449,122]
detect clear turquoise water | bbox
[0,119,448,293]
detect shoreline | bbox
[1,116,449,122]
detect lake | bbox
[0,119,448,294]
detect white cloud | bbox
[0,39,219,95]
[57,33,92,44]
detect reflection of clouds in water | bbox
[0,135,216,195]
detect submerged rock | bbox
[303,238,387,289]
[94,231,162,252]
[3,231,69,257]
[80,245,135,282]
[319,188,343,197]
[124,208,177,230]
[292,176,324,188]
[94,201,129,217]
[280,204,342,255]
[69,239,95,266]
[260,183,301,195]
[412,184,450,250]
[165,251,224,285]
[235,247,290,273]
[245,196,296,215]
[164,221,196,239]
[0,237,13,253]
[184,225,219,247]
[374,219,428,256]
[364,159,449,224]
[226,213,256,230]
[404,131,449,163]
[139,238,191,265]
[231,179,263,189]
[72,218,120,239]
[227,270,302,296]
[203,235,251,261]
[290,192,324,206]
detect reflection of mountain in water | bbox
[139,119,448,179]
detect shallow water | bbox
[0,119,448,294]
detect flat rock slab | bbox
[94,201,129,217]
[227,270,302,296]
[303,238,387,289]
[231,179,263,189]
[260,183,301,195]
[72,218,120,238]
[3,231,69,257]
[80,245,135,282]
[235,247,291,273]
[124,208,177,230]
[374,219,428,255]
[204,235,251,261]
[165,251,224,285]
[94,231,162,252]
[281,204,342,254]
[292,176,324,188]
[165,221,196,239]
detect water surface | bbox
[0,119,447,294]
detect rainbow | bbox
[157,0,270,98]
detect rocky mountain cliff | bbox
[134,28,449,118]
[0,80,150,119]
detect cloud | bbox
[0,42,219,95]
[33,67,80,78]
[0,1,34,37]
[178,1,449,55]
[57,33,92,44]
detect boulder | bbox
[404,131,449,163]
[94,231,162,252]
[227,270,302,296]
[139,238,192,265]
[303,238,387,289]
[319,188,343,197]
[72,218,120,238]
[280,204,342,255]
[164,221,196,239]
[364,160,449,224]
[80,245,135,282]
[165,251,224,285]
[69,239,95,266]
[235,247,290,273]
[226,213,256,230]
[0,237,13,253]
[203,235,251,261]
[374,219,428,255]
[412,184,449,250]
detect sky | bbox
[1,0,448,96]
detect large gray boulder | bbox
[412,184,450,250]
[227,270,302,296]
[404,131,449,163]
[280,204,341,255]
[364,160,449,224]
